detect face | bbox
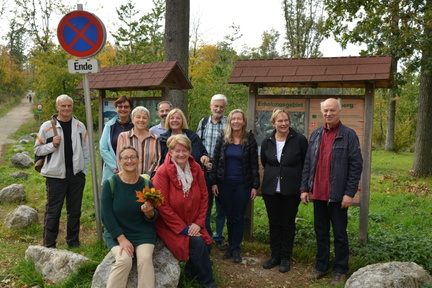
[321,99,341,128]
[170,143,191,168]
[119,149,138,171]
[169,112,183,131]
[273,112,290,134]
[157,103,171,121]
[116,101,131,120]
[230,112,245,132]
[56,99,73,121]
[210,100,226,118]
[132,110,149,130]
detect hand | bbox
[212,185,219,196]
[141,201,154,218]
[188,223,202,237]
[250,188,257,200]
[117,235,134,258]
[200,155,210,166]
[341,195,354,209]
[300,192,310,205]
[52,135,61,148]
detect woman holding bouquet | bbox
[101,145,159,288]
[153,134,217,288]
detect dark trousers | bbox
[313,200,349,274]
[43,170,85,248]
[217,181,250,251]
[205,172,226,241]
[262,193,300,260]
[184,236,216,287]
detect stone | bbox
[10,152,34,168]
[0,184,25,202]
[345,261,432,288]
[25,245,95,283]
[19,135,34,143]
[4,205,38,229]
[9,171,29,179]
[91,239,180,288]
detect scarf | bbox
[172,156,193,197]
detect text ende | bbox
[74,62,93,70]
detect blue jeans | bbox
[205,172,226,242]
[184,236,216,287]
[217,181,250,251]
[313,200,349,274]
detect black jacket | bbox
[260,128,308,196]
[210,131,260,189]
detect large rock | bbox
[0,184,25,202]
[345,261,432,288]
[25,246,95,283]
[4,205,38,229]
[9,171,30,179]
[92,239,180,288]
[10,152,34,168]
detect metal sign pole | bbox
[83,73,102,242]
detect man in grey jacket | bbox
[300,98,363,286]
[34,94,89,248]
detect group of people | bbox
[34,94,362,287]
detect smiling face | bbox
[56,98,73,121]
[170,143,191,168]
[230,112,245,132]
[119,148,138,172]
[272,112,290,134]
[168,112,183,132]
[321,98,341,128]
[157,103,171,122]
[132,110,149,130]
[116,101,132,122]
[210,99,226,119]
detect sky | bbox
[0,0,363,57]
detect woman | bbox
[101,146,159,288]
[158,108,210,167]
[210,109,260,263]
[153,135,217,288]
[260,108,308,273]
[99,95,134,183]
[117,106,161,178]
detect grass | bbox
[0,117,431,287]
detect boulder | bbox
[9,171,30,179]
[92,239,180,288]
[10,152,34,168]
[19,135,35,143]
[345,261,432,288]
[25,245,95,283]
[0,184,25,202]
[4,205,38,229]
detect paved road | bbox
[0,97,34,154]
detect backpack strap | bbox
[108,176,115,197]
[200,116,210,140]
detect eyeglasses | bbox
[120,155,137,161]
[117,105,130,109]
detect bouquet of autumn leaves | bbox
[135,186,164,207]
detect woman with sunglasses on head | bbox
[99,95,134,183]
[101,145,158,288]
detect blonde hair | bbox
[165,108,188,130]
[167,134,192,151]
[224,109,248,145]
[270,108,290,124]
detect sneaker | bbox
[262,257,280,269]
[222,249,232,260]
[279,259,290,273]
[305,268,329,280]
[331,273,346,286]
[232,250,242,263]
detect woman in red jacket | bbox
[152,134,217,288]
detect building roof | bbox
[76,61,192,91]
[228,56,393,88]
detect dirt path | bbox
[0,97,34,154]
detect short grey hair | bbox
[56,94,73,106]
[131,106,150,119]
[320,98,342,110]
[210,94,227,105]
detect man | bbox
[34,94,90,248]
[150,100,172,137]
[300,98,363,285]
[196,94,228,248]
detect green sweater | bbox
[101,175,159,249]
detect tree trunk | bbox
[412,25,432,177]
[164,0,190,114]
[385,57,398,151]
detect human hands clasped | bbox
[188,223,202,237]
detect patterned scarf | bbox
[171,156,193,197]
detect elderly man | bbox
[300,98,363,286]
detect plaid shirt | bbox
[196,115,227,158]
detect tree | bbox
[164,0,189,113]
[282,0,325,58]
[6,19,28,68]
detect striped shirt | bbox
[116,129,161,175]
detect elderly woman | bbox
[158,108,210,167]
[99,95,134,183]
[117,106,161,178]
[101,146,158,288]
[211,109,260,264]
[260,108,308,273]
[152,135,217,288]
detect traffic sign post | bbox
[57,6,106,242]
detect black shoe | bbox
[232,250,242,263]
[68,242,81,248]
[262,257,280,269]
[305,268,330,280]
[215,240,227,250]
[222,249,232,260]
[279,259,290,273]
